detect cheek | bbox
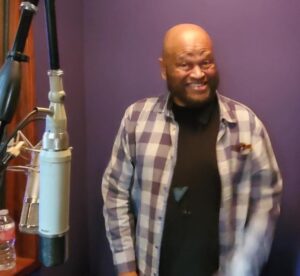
[167,73,187,86]
[206,68,218,79]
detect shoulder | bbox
[128,96,160,111]
[124,95,165,122]
[219,94,257,116]
[218,94,265,132]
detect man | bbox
[102,24,282,276]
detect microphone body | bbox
[39,147,71,266]
[39,69,71,267]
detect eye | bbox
[201,59,214,69]
[180,63,187,68]
[178,62,191,70]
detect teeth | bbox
[190,83,204,87]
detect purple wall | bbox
[33,0,300,275]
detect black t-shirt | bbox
[159,99,221,276]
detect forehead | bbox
[175,46,212,61]
[165,31,214,60]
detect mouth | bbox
[186,82,208,92]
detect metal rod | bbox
[44,0,60,70]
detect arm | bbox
[102,109,137,274]
[227,122,282,276]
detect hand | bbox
[119,272,138,276]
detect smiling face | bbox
[160,24,219,108]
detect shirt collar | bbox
[216,92,238,124]
[158,93,173,118]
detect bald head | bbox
[162,24,213,60]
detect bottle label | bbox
[0,223,15,242]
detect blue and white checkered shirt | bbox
[102,92,282,276]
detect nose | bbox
[190,65,204,79]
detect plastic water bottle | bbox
[0,209,16,271]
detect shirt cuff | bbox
[113,250,137,273]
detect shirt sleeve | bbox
[102,108,137,274]
[226,119,283,276]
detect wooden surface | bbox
[0,257,40,275]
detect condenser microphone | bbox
[38,69,71,267]
[38,0,72,267]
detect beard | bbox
[166,72,219,109]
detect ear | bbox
[158,57,167,80]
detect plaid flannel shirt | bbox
[102,92,282,276]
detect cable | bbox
[0,108,50,157]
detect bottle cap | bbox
[0,209,9,216]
